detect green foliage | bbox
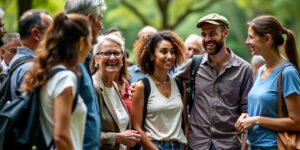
[1,0,299,61]
[235,0,300,60]
[32,0,65,16]
[1,0,18,33]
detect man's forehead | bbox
[200,25,221,33]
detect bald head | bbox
[138,26,157,39]
[185,34,204,58]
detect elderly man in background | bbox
[1,33,22,73]
[185,34,205,59]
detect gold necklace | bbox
[152,75,169,84]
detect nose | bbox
[107,54,118,59]
[0,27,6,34]
[166,51,174,59]
[203,35,211,43]
[245,37,250,45]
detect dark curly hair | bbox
[22,13,90,92]
[134,30,186,75]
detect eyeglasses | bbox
[8,47,17,54]
[96,51,123,58]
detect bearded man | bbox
[176,13,253,150]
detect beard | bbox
[203,36,224,55]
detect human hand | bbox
[116,130,141,147]
[130,82,137,97]
[235,113,248,128]
[235,116,259,133]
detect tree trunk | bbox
[18,0,32,19]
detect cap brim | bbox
[197,20,221,28]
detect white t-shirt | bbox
[39,65,87,150]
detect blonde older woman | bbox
[93,33,141,150]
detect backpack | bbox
[187,55,203,114]
[0,56,33,109]
[0,67,79,150]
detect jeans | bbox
[209,143,216,150]
[250,146,277,150]
[141,140,184,150]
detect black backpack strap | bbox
[188,55,203,113]
[0,56,33,107]
[9,56,33,75]
[175,77,184,98]
[190,55,202,84]
[72,72,80,113]
[140,77,150,129]
[175,77,185,130]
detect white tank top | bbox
[144,76,187,144]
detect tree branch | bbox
[120,0,150,26]
[156,0,170,29]
[170,0,220,29]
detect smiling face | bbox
[201,23,227,55]
[151,40,176,73]
[245,26,266,56]
[96,39,123,77]
[185,39,204,58]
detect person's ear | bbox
[87,13,94,24]
[223,28,229,38]
[264,34,273,47]
[0,48,4,55]
[77,37,85,52]
[32,28,40,41]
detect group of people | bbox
[0,0,299,150]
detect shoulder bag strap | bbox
[277,64,294,118]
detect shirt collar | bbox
[17,47,35,57]
[202,48,241,68]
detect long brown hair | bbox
[248,15,299,71]
[22,13,90,92]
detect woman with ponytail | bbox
[22,12,92,150]
[235,15,300,149]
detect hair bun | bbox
[282,28,288,34]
